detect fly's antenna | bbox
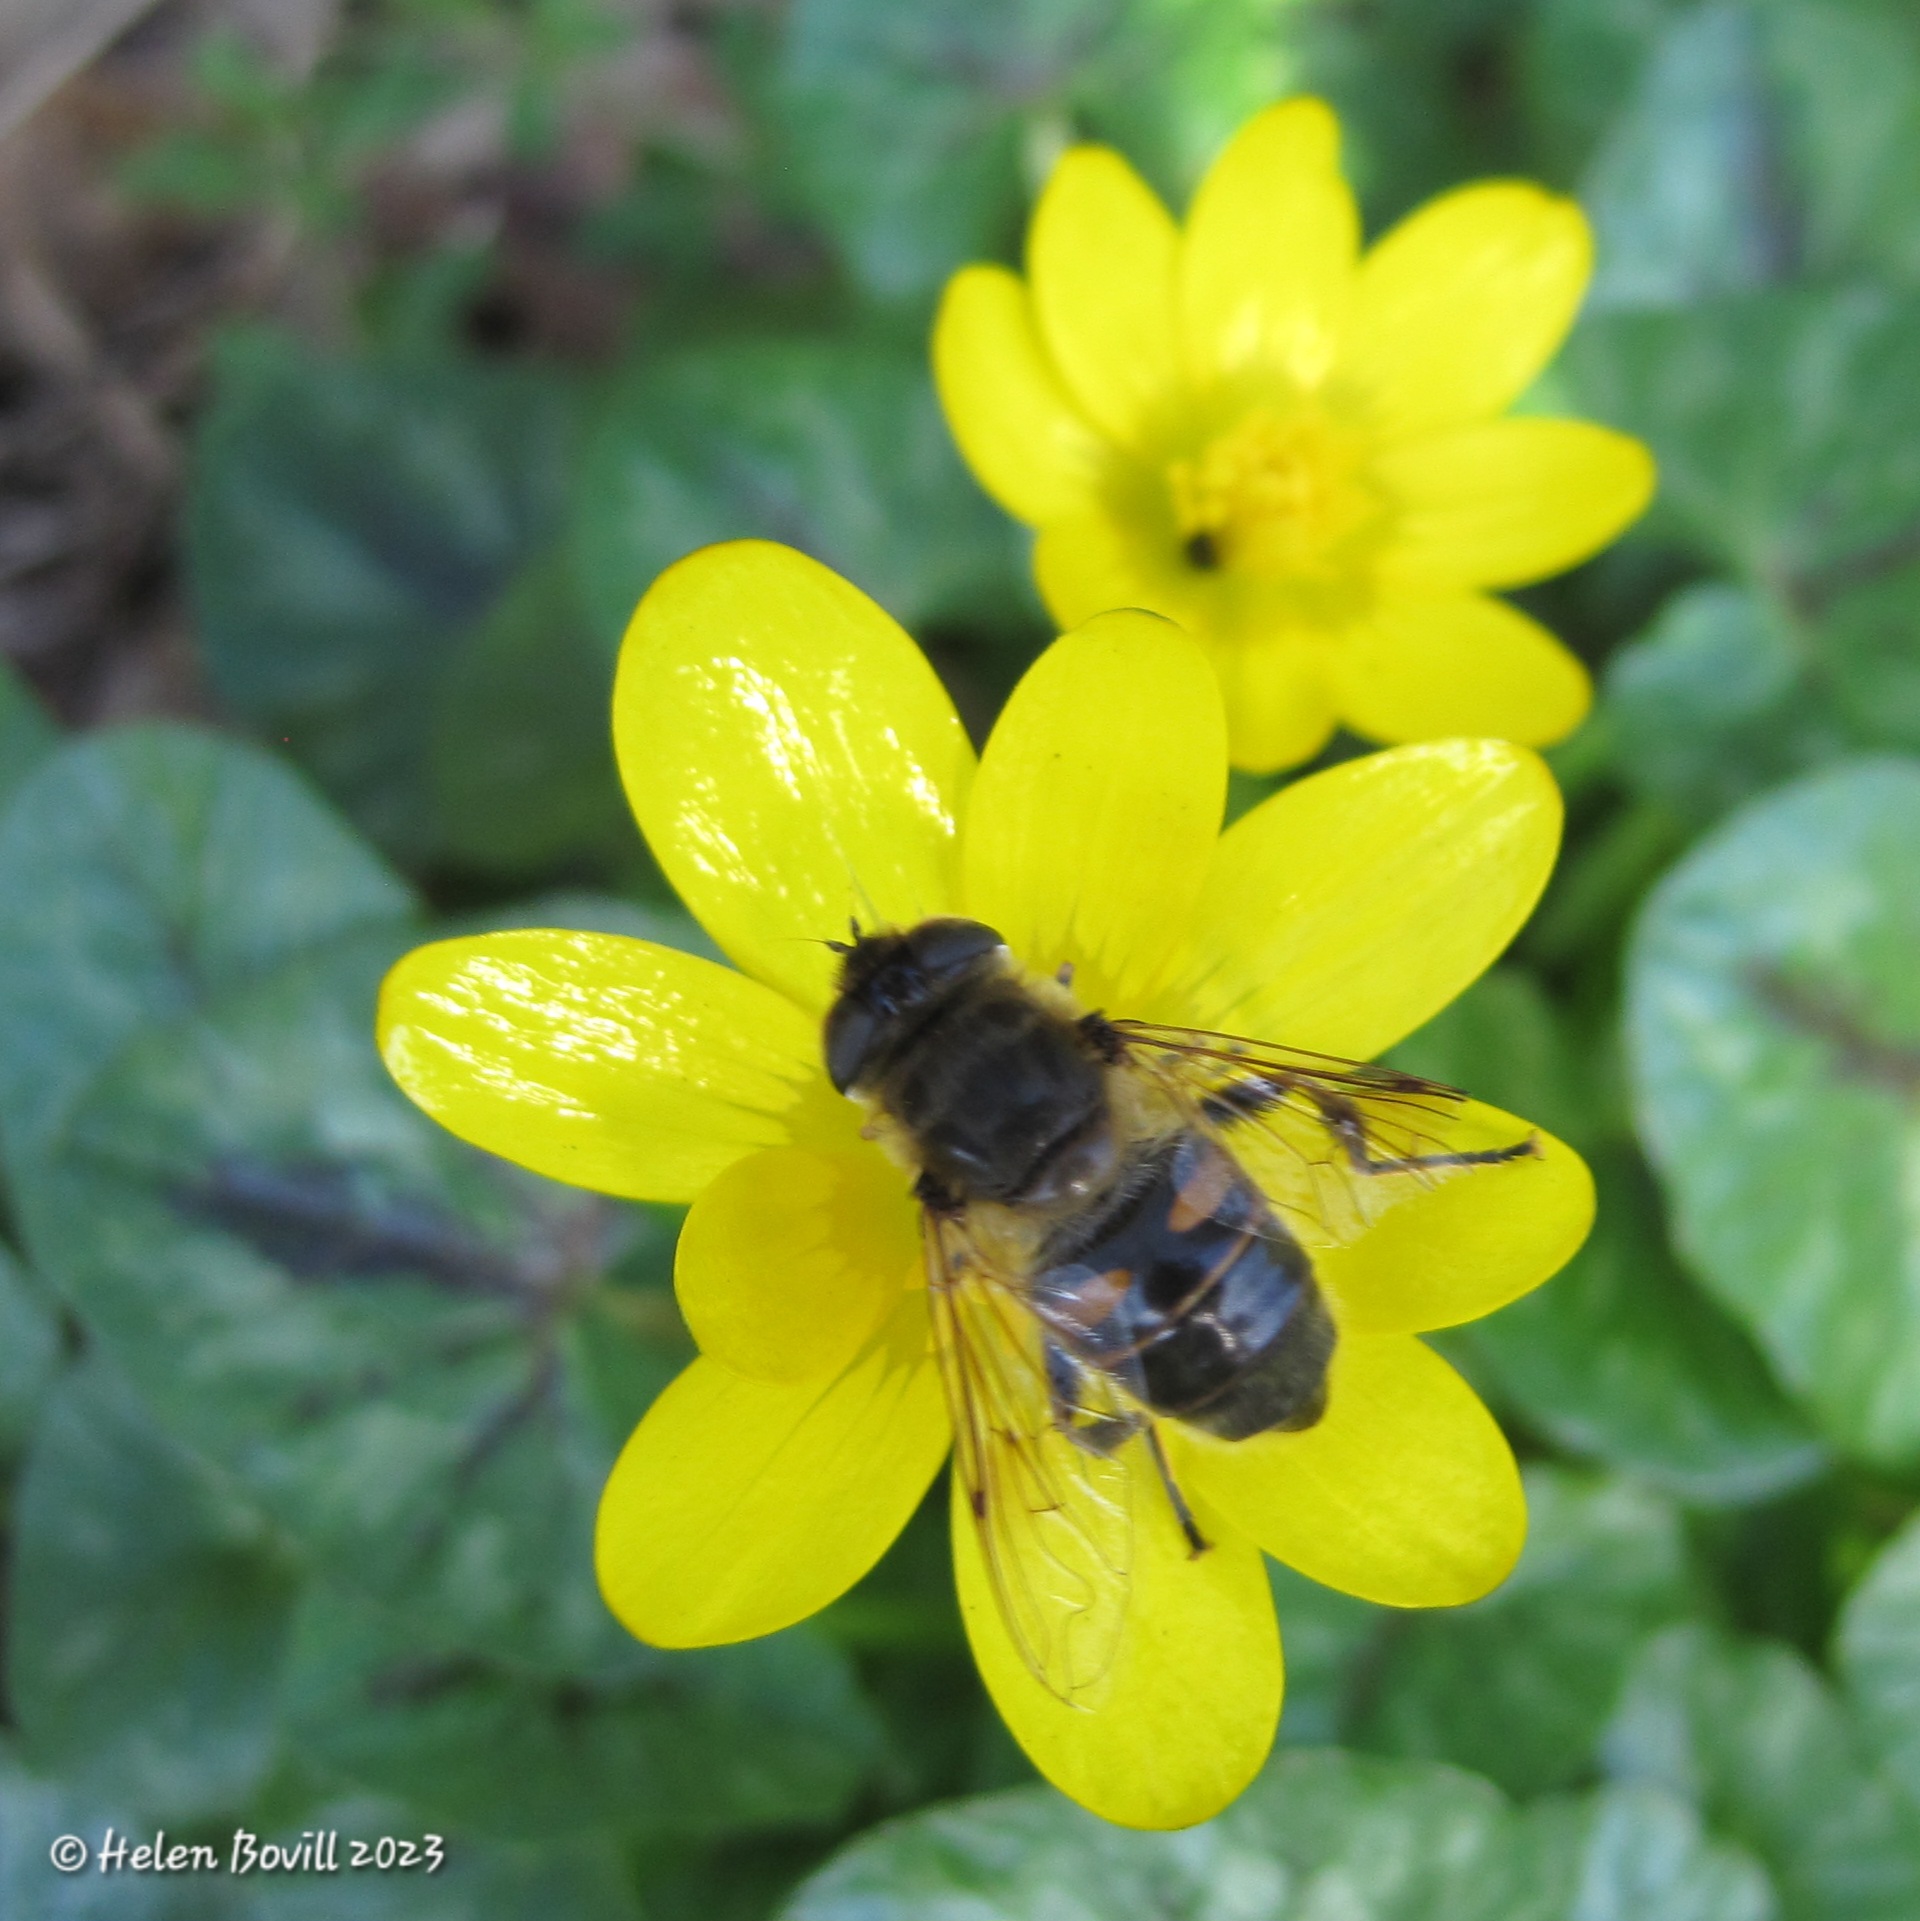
[843,860,884,942]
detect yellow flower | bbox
[377,540,1593,1829]
[933,97,1656,773]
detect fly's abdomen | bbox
[1031,1131,1335,1440]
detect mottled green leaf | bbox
[1581,3,1785,313]
[569,335,1025,650]
[1606,583,1844,823]
[1451,1149,1823,1506]
[782,1750,1773,1921]
[284,1585,882,1844]
[1353,1468,1701,1796]
[0,1241,60,1460]
[1568,286,1920,588]
[7,1359,296,1822]
[1627,757,1920,1462]
[0,725,876,1844]
[771,0,1289,303]
[187,328,581,866]
[1820,559,1920,755]
[1838,1511,1920,1814]
[0,1747,242,1920]
[0,659,56,811]
[229,1802,641,1921]
[1605,1622,1920,1920]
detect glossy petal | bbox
[1175,1332,1524,1606]
[1329,591,1592,746]
[1313,1112,1595,1333]
[1028,146,1183,451]
[1215,623,1338,774]
[616,542,974,1012]
[953,1447,1279,1829]
[596,1293,947,1646]
[933,265,1108,526]
[379,931,825,1203]
[962,610,1226,1009]
[1343,183,1592,440]
[675,1146,920,1384]
[1377,419,1656,590]
[1153,740,1561,1059]
[1181,97,1358,392]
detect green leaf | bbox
[7,1359,297,1822]
[0,1746,240,1919]
[186,328,584,867]
[0,725,876,1842]
[1605,1621,1920,1920]
[1838,1510,1920,1816]
[1352,1467,1702,1797]
[0,658,56,810]
[284,1584,882,1844]
[427,552,631,877]
[1520,0,1688,183]
[0,724,411,1180]
[228,1802,642,1921]
[1266,1561,1384,1750]
[569,335,1028,650]
[1450,1148,1824,1506]
[770,0,1289,304]
[1757,0,1920,287]
[781,1750,1774,1921]
[1627,757,1920,1463]
[1820,559,1920,755]
[0,1240,60,1460]
[1567,285,1920,588]
[1580,3,1786,313]
[1606,583,1846,824]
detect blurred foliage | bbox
[8,0,1920,1914]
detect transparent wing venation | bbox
[1111,1020,1536,1247]
[925,1211,1136,1707]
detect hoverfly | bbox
[824,917,1536,1706]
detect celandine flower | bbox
[934,97,1655,773]
[378,541,1592,1829]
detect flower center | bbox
[1166,408,1378,581]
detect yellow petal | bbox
[1175,1332,1524,1606]
[1314,1114,1595,1334]
[675,1145,919,1384]
[962,609,1226,1009]
[953,1444,1279,1829]
[1329,592,1592,746]
[1032,513,1182,633]
[1343,183,1592,440]
[1215,623,1338,774]
[596,1292,947,1646]
[933,265,1109,526]
[1153,740,1561,1060]
[615,542,974,1013]
[1028,146,1183,452]
[379,931,826,1203]
[1180,97,1359,393]
[1376,419,1656,590]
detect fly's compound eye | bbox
[824,999,881,1094]
[905,918,1005,983]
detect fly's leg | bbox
[1145,1424,1209,1558]
[1203,1073,1538,1176]
[1044,1344,1210,1559]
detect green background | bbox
[7,0,1920,1914]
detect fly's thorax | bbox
[824,922,1120,1208]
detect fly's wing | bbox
[924,1208,1137,1706]
[1111,1020,1539,1251]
